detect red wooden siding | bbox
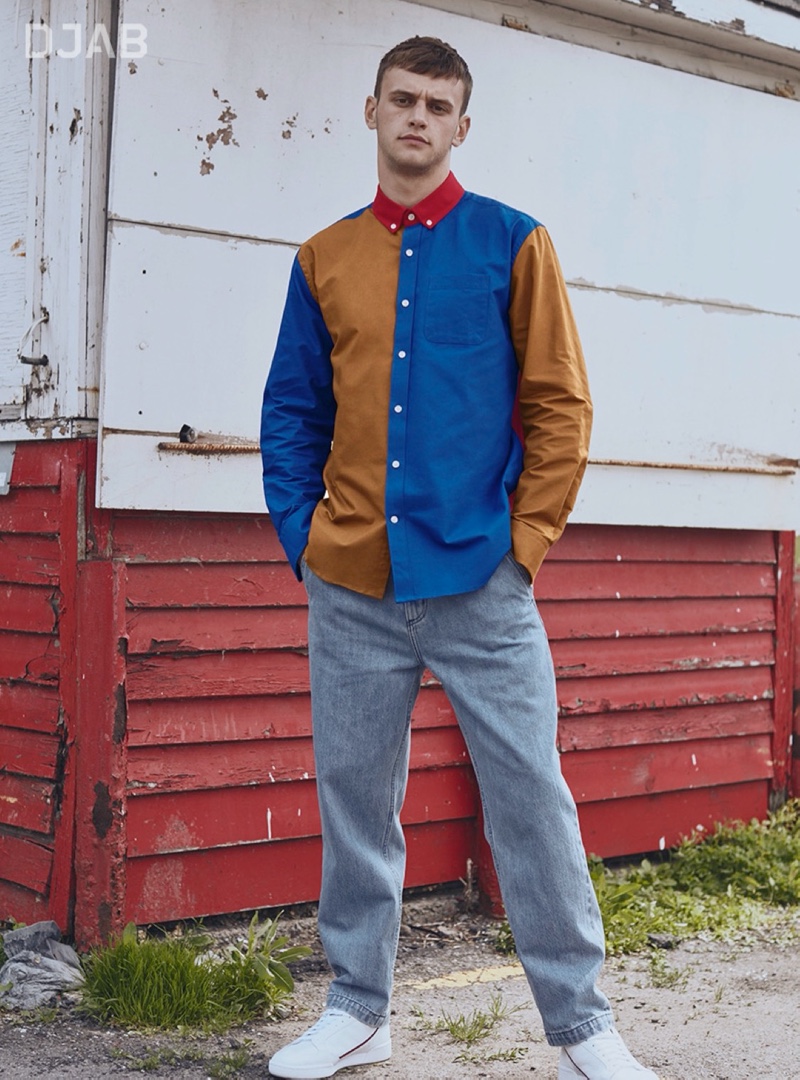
[0,442,79,926]
[540,526,778,857]
[115,513,479,926]
[0,440,793,943]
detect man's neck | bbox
[376,163,451,207]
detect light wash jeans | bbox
[302,551,613,1046]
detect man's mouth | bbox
[400,135,428,144]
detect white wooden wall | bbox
[89,0,799,527]
[0,0,112,440]
[0,3,35,424]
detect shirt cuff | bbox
[510,521,552,582]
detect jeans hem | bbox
[326,991,386,1028]
[545,1010,615,1047]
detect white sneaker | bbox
[268,1008,391,1078]
[559,1027,659,1079]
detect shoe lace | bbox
[296,1009,350,1044]
[583,1029,637,1067]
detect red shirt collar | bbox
[371,172,465,233]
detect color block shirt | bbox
[261,173,591,603]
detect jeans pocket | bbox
[504,550,532,588]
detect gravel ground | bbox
[1,889,799,1079]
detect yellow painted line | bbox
[403,963,525,990]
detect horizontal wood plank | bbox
[126,649,309,700]
[552,632,773,679]
[125,819,474,924]
[0,487,61,535]
[577,780,769,858]
[0,878,48,925]
[125,597,777,654]
[0,727,59,779]
[551,526,775,565]
[0,832,53,893]
[0,583,58,635]
[126,685,456,746]
[559,700,773,752]
[0,534,60,586]
[6,444,62,488]
[540,596,775,641]
[536,560,775,601]
[126,605,308,655]
[127,726,470,791]
[125,561,306,609]
[563,734,773,803]
[557,665,774,715]
[113,512,283,563]
[0,632,60,684]
[0,773,55,834]
[0,683,60,734]
[127,766,478,856]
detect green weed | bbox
[81,913,310,1032]
[418,992,521,1046]
[206,1046,250,1077]
[497,802,800,958]
[647,951,688,990]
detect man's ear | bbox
[451,114,470,148]
[364,95,378,130]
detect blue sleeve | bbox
[261,255,335,577]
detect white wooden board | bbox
[98,222,294,510]
[0,3,34,419]
[108,0,800,314]
[99,0,800,526]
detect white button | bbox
[390,223,398,230]
[405,248,413,256]
[426,219,433,226]
[392,460,400,468]
[398,350,406,359]
[394,404,403,413]
[390,515,399,524]
[407,213,415,221]
[401,299,409,307]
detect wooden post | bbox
[792,561,800,800]
[72,550,128,949]
[771,531,795,808]
[47,441,85,932]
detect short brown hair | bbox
[374,36,473,115]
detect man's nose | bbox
[408,100,428,126]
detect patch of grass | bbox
[646,951,688,990]
[666,801,800,905]
[207,1046,250,1078]
[496,801,800,958]
[416,992,521,1046]
[110,1045,249,1076]
[81,913,310,1032]
[415,994,526,1066]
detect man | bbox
[261,35,659,1080]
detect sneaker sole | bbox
[269,1035,392,1078]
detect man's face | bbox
[364,68,470,179]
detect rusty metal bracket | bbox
[18,310,50,366]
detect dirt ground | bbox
[1,888,799,1079]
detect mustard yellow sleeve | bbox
[508,226,592,580]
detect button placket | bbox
[385,222,421,542]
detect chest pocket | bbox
[424,274,489,346]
